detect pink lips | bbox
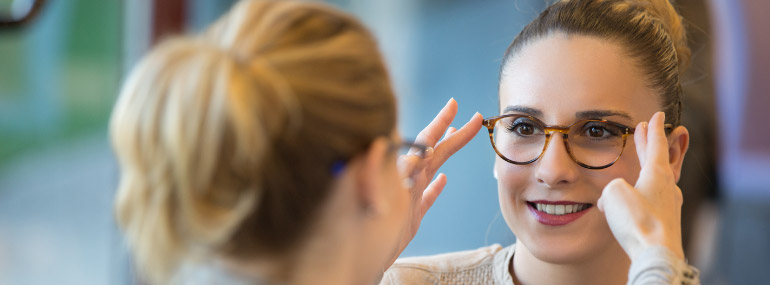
[527,200,593,226]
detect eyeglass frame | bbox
[482,114,673,170]
[389,139,429,159]
[332,138,428,177]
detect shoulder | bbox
[380,244,515,285]
[394,244,506,270]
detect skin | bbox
[221,136,410,284]
[393,99,483,265]
[220,33,690,285]
[224,136,412,285]
[495,33,689,285]
[224,100,484,284]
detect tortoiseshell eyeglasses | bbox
[482,114,673,170]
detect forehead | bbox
[499,33,658,123]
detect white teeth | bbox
[534,203,589,215]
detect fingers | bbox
[420,173,447,218]
[597,177,647,259]
[445,127,457,138]
[597,178,633,212]
[431,112,483,168]
[645,112,670,168]
[397,153,421,180]
[634,121,648,168]
[415,98,458,148]
[635,112,673,190]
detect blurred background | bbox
[0,0,767,284]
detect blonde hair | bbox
[110,0,395,283]
[502,0,691,126]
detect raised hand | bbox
[390,98,483,265]
[597,112,685,261]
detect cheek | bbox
[494,159,531,214]
[585,147,642,200]
[495,158,529,192]
[605,143,642,185]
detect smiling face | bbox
[496,33,661,263]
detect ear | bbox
[667,126,690,183]
[354,137,391,216]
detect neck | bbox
[222,182,370,285]
[511,242,631,285]
[290,225,360,285]
[221,236,358,285]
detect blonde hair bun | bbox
[110,1,396,283]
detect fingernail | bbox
[642,122,648,130]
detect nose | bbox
[534,133,579,187]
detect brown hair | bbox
[501,0,691,126]
[110,0,395,283]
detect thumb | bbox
[598,178,633,213]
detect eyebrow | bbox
[502,105,634,121]
[576,110,634,121]
[502,106,543,117]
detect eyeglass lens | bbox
[492,116,627,167]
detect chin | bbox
[510,208,618,264]
[523,231,601,264]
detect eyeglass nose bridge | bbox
[543,126,571,136]
[538,126,577,165]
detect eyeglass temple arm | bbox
[627,124,675,134]
[482,118,497,131]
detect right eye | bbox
[505,118,542,136]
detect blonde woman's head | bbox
[110,0,396,283]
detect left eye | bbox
[580,122,621,139]
[587,126,605,137]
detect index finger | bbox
[415,98,458,147]
[431,112,483,168]
[635,112,673,191]
[644,111,670,168]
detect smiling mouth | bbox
[527,201,593,216]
